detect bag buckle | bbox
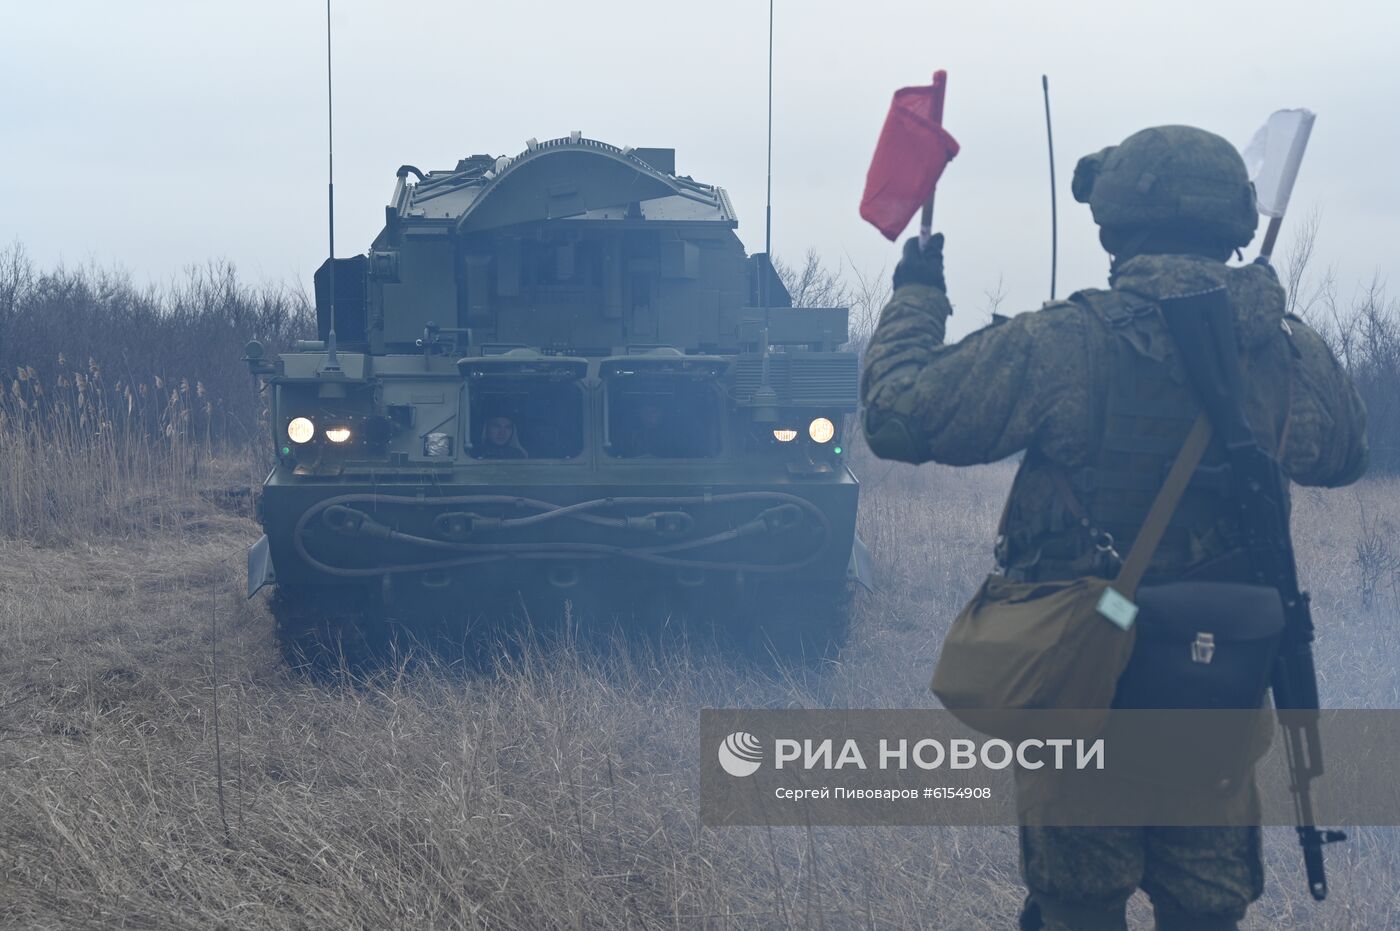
[1087,528,1124,576]
[1191,632,1216,665]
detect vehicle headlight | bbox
[772,428,798,443]
[808,417,835,444]
[324,426,352,444]
[287,416,315,444]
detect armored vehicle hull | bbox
[246,137,868,660]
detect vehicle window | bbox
[607,377,722,459]
[469,380,583,460]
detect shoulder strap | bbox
[1112,413,1213,599]
[1068,288,1158,329]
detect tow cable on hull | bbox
[291,491,834,578]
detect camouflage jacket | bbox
[861,254,1369,580]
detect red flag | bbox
[860,71,960,241]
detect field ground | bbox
[2,455,1399,929]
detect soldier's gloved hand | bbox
[892,234,946,291]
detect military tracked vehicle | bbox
[245,135,870,657]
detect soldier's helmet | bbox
[1071,125,1258,249]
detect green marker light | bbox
[833,446,842,455]
[280,446,292,456]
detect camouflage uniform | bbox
[860,126,1368,931]
[1018,825,1261,931]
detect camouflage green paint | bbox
[252,137,866,649]
[862,254,1368,581]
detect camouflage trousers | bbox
[1017,825,1263,930]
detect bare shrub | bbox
[0,242,312,448]
[1278,217,1400,474]
[1354,498,1400,609]
[980,272,1009,324]
[1283,208,1335,322]
[1348,278,1400,474]
[773,248,892,349]
[774,247,855,310]
[844,260,892,351]
[0,243,311,541]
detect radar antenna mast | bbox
[320,0,341,374]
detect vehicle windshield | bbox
[469,379,583,460]
[607,376,722,459]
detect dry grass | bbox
[1,435,1398,928]
[0,363,267,542]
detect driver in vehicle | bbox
[619,400,689,458]
[478,414,528,459]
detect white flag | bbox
[1243,108,1316,219]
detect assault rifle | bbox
[1159,285,1346,901]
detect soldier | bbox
[617,398,697,458]
[477,413,528,459]
[860,125,1368,930]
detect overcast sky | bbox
[4,0,1396,340]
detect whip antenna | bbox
[762,0,774,310]
[320,0,341,373]
[1042,74,1058,302]
[748,0,778,424]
